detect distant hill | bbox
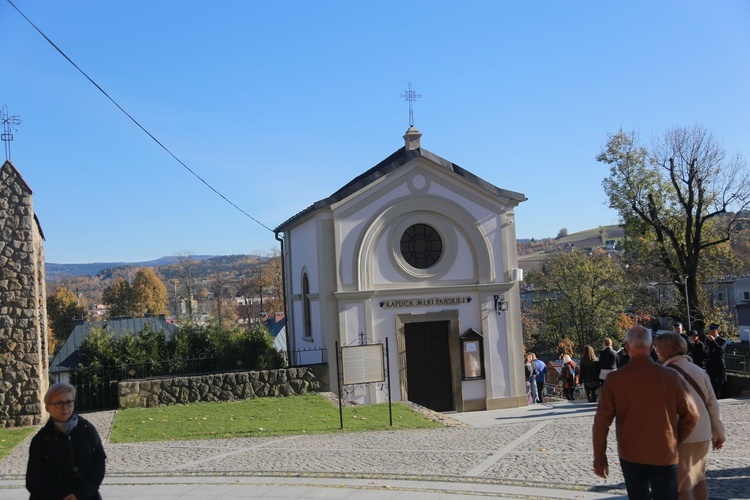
[46,255,216,281]
[517,225,624,273]
[46,226,624,282]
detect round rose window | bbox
[400,223,442,269]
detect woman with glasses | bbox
[26,382,106,500]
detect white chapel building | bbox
[274,127,528,412]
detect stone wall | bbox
[0,161,49,428]
[727,372,750,398]
[118,365,330,409]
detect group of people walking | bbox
[525,321,729,498]
[592,325,727,500]
[543,322,728,406]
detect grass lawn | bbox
[0,427,35,461]
[110,393,443,443]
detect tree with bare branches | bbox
[598,126,750,332]
[170,252,200,320]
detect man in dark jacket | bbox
[26,382,106,500]
[688,330,707,368]
[598,338,619,386]
[705,324,727,398]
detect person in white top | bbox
[654,332,727,500]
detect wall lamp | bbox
[493,294,508,314]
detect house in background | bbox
[263,312,287,353]
[275,127,527,412]
[49,315,178,383]
[709,276,750,340]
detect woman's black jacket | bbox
[26,415,106,500]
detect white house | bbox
[733,276,750,342]
[274,128,528,412]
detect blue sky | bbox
[2,1,749,264]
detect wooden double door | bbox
[404,320,453,412]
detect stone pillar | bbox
[0,161,49,427]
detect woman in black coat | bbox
[580,345,601,402]
[26,382,106,500]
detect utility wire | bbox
[7,0,275,233]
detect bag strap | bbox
[667,363,708,409]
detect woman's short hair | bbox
[44,382,76,405]
[654,331,687,359]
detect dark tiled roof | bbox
[264,317,286,338]
[275,147,526,232]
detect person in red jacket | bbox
[559,354,579,400]
[592,326,699,499]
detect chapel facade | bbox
[274,129,528,411]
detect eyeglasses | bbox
[51,400,75,408]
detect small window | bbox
[718,293,723,301]
[302,273,312,339]
[744,292,750,300]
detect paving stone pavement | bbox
[1,398,748,499]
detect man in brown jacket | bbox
[592,326,699,499]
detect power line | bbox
[6,0,275,233]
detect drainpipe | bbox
[275,230,292,365]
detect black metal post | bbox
[336,341,343,429]
[386,338,392,426]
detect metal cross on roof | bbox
[1,105,22,161]
[399,82,421,127]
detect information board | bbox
[341,344,384,385]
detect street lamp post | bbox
[684,275,691,332]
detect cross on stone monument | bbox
[399,82,421,127]
[1,105,22,161]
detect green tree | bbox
[528,250,630,354]
[132,268,168,316]
[598,126,749,332]
[76,327,115,383]
[226,323,285,370]
[46,286,86,353]
[101,277,137,318]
